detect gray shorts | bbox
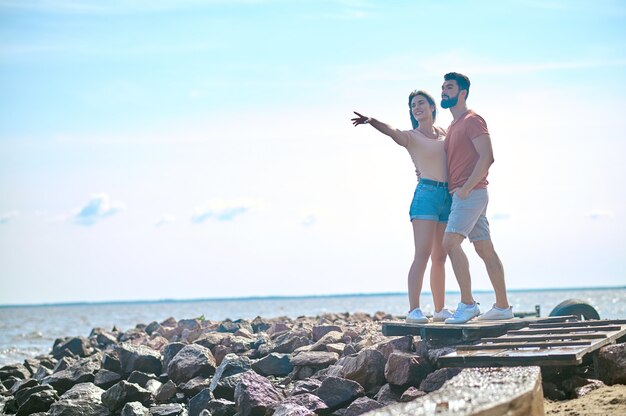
[445,188,491,242]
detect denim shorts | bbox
[445,188,491,242]
[409,179,452,223]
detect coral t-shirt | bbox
[444,110,490,190]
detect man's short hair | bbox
[444,72,471,100]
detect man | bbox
[439,72,512,324]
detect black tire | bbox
[549,298,600,320]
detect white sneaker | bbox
[445,302,480,324]
[476,304,514,321]
[406,308,429,324]
[432,308,453,322]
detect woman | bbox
[351,90,452,323]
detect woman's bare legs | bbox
[430,222,448,312]
[408,219,438,311]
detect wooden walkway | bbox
[439,319,626,367]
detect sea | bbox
[1,287,625,368]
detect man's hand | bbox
[451,187,471,200]
[351,111,370,126]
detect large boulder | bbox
[0,364,33,381]
[42,355,102,394]
[251,353,293,377]
[52,337,92,359]
[314,376,364,411]
[233,371,283,416]
[209,353,251,400]
[101,381,152,412]
[419,367,462,393]
[115,343,162,376]
[340,348,386,395]
[344,396,383,415]
[15,386,59,416]
[161,343,186,374]
[48,382,110,416]
[167,344,216,384]
[384,352,431,387]
[596,342,626,385]
[120,401,150,416]
[149,403,185,416]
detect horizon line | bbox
[1,285,625,309]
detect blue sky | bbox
[1,0,625,305]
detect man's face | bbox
[441,80,460,109]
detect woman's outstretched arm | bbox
[351,111,409,147]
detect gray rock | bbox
[340,348,386,395]
[161,342,186,374]
[291,351,339,368]
[52,337,92,360]
[149,403,185,416]
[16,388,59,416]
[314,376,364,411]
[233,371,283,416]
[278,392,327,414]
[272,403,314,416]
[0,363,31,380]
[15,384,55,407]
[290,378,322,396]
[115,343,162,376]
[42,355,102,394]
[102,352,122,373]
[128,371,159,387]
[101,381,152,412]
[180,376,211,397]
[399,386,426,402]
[312,325,343,342]
[121,401,150,416]
[10,377,38,394]
[209,353,250,400]
[94,369,123,390]
[344,396,383,415]
[155,380,177,403]
[384,352,431,387]
[596,342,626,385]
[418,367,462,393]
[48,382,110,416]
[206,398,236,416]
[188,388,212,416]
[373,383,402,405]
[309,331,344,352]
[167,344,216,384]
[251,352,293,377]
[272,332,311,354]
[374,336,414,359]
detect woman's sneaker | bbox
[476,304,514,320]
[445,302,480,324]
[406,308,429,324]
[432,308,454,322]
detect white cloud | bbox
[0,210,19,224]
[72,193,125,226]
[155,214,176,227]
[301,214,317,227]
[586,209,614,220]
[191,198,264,223]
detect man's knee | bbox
[442,233,464,253]
[474,239,496,259]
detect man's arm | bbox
[451,133,494,199]
[351,111,409,147]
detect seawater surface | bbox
[1,287,625,367]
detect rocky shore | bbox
[0,311,625,415]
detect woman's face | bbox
[411,95,434,123]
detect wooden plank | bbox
[507,325,621,335]
[529,319,626,329]
[456,340,592,350]
[479,333,607,342]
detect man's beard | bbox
[441,94,459,109]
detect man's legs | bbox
[474,239,509,309]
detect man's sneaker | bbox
[406,308,429,324]
[476,304,514,321]
[432,308,454,322]
[445,302,480,324]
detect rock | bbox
[42,355,102,394]
[208,353,251,400]
[94,369,123,390]
[310,331,344,351]
[312,325,343,342]
[314,376,364,411]
[48,382,110,416]
[52,356,74,373]
[206,398,236,416]
[52,337,92,360]
[155,380,177,403]
[278,393,327,414]
[34,365,53,381]
[233,371,283,416]
[115,343,162,376]
[267,322,291,339]
[145,379,162,395]
[272,403,314,416]
[272,331,311,353]
[180,376,211,397]
[418,367,462,393]
[145,322,161,336]
[149,403,185,416]
[384,352,431,387]
[251,317,272,334]
[596,342,626,385]
[128,371,158,387]
[16,388,58,416]
[101,381,152,412]
[373,383,402,405]
[167,344,216,384]
[291,351,339,368]
[10,377,38,395]
[0,364,31,380]
[15,384,55,407]
[218,320,252,334]
[542,381,567,401]
[291,378,322,396]
[399,386,426,402]
[188,388,212,416]
[251,352,293,377]
[121,401,150,416]
[340,348,386,395]
[561,376,606,398]
[375,336,414,359]
[102,352,122,373]
[161,342,186,373]
[344,396,383,415]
